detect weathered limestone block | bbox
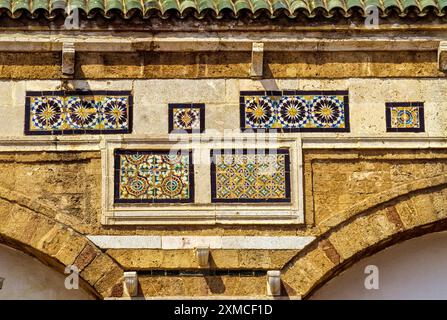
[282,247,335,296]
[107,249,164,269]
[54,232,90,266]
[139,275,265,297]
[327,210,399,261]
[238,250,271,269]
[94,264,123,297]
[26,215,56,249]
[141,276,186,296]
[77,53,143,79]
[0,204,25,241]
[107,249,299,270]
[265,51,441,78]
[0,53,61,79]
[81,254,119,286]
[73,244,101,271]
[396,193,441,229]
[37,225,72,257]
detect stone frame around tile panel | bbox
[168,103,205,134]
[24,90,133,135]
[385,102,425,133]
[239,90,350,133]
[210,148,292,203]
[113,149,195,204]
[101,136,304,225]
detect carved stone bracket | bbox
[123,271,138,297]
[250,42,264,79]
[62,42,76,76]
[438,41,447,72]
[267,270,281,296]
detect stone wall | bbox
[1,147,447,297]
[0,51,442,79]
[0,47,447,298]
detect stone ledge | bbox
[87,235,316,250]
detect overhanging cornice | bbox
[0,33,444,52]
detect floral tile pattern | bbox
[114,149,194,203]
[168,103,205,133]
[25,91,132,135]
[240,90,349,132]
[385,102,425,132]
[211,149,291,203]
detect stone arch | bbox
[282,174,447,299]
[0,186,123,299]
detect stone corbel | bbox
[123,271,138,297]
[195,246,210,268]
[62,42,76,76]
[266,270,281,296]
[438,41,447,72]
[250,42,264,79]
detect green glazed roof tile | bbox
[105,0,122,12]
[215,0,234,12]
[383,0,402,9]
[233,0,251,11]
[327,0,346,11]
[31,0,49,12]
[252,0,271,13]
[1,0,447,18]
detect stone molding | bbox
[0,136,446,152]
[0,33,443,53]
[87,235,316,250]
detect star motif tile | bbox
[168,103,205,133]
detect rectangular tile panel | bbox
[385,102,425,132]
[211,149,291,203]
[114,149,194,203]
[240,90,349,132]
[25,90,132,135]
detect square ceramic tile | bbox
[168,103,205,133]
[385,102,424,132]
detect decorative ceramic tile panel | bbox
[211,149,291,203]
[240,90,349,132]
[114,149,194,203]
[168,103,205,133]
[25,91,132,135]
[385,102,425,132]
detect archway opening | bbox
[0,243,94,300]
[311,231,447,299]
